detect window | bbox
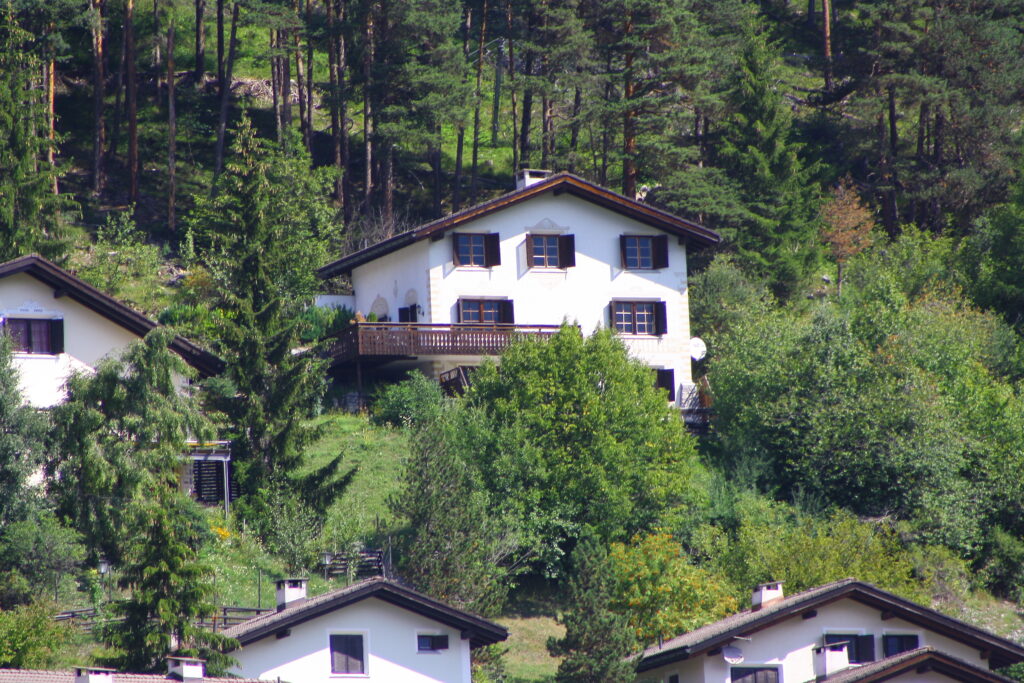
[398,306,419,323]
[459,299,514,324]
[330,634,365,674]
[731,667,779,683]
[620,235,668,270]
[882,634,919,657]
[526,234,575,268]
[417,634,449,652]
[612,301,666,335]
[655,368,676,402]
[454,233,501,267]
[667,675,680,683]
[825,634,875,663]
[3,318,63,354]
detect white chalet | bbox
[223,577,508,683]
[0,254,220,407]
[317,171,721,402]
[635,579,1024,683]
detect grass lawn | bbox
[499,613,563,682]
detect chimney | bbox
[515,169,552,190]
[751,581,784,610]
[74,667,115,683]
[275,577,308,611]
[816,640,851,677]
[167,656,205,682]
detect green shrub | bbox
[371,372,446,428]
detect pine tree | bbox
[547,534,637,682]
[0,11,75,261]
[717,24,823,298]
[0,334,47,526]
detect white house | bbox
[0,657,260,683]
[0,254,220,407]
[635,579,1024,683]
[223,576,508,683]
[316,171,721,403]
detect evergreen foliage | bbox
[547,534,637,683]
[0,334,48,526]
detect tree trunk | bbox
[822,0,832,91]
[430,126,442,217]
[167,16,177,231]
[917,100,929,160]
[363,3,375,209]
[127,0,139,203]
[491,40,502,147]
[622,16,637,199]
[519,53,533,168]
[213,2,239,180]
[217,0,224,86]
[568,84,581,172]
[541,95,552,168]
[505,1,518,173]
[888,87,898,158]
[327,0,344,207]
[469,0,487,203]
[306,0,314,148]
[281,28,292,134]
[91,0,106,194]
[109,17,127,164]
[45,47,58,193]
[194,0,205,82]
[453,126,464,210]
[271,30,282,142]
[383,143,394,228]
[153,0,161,69]
[806,0,815,26]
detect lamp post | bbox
[320,550,334,581]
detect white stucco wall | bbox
[0,273,143,407]
[639,599,991,683]
[229,597,473,683]
[343,192,695,395]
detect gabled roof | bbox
[824,648,1015,683]
[0,255,222,376]
[0,670,260,683]
[636,579,1024,672]
[317,173,721,278]
[222,576,508,649]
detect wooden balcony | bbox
[330,322,564,362]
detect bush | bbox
[371,371,446,428]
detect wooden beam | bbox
[53,288,68,298]
[707,648,722,657]
[980,650,990,661]
[801,610,818,620]
[880,610,896,620]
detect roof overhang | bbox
[318,173,721,279]
[0,255,223,377]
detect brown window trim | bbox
[526,234,575,269]
[611,301,667,336]
[453,233,501,267]
[458,299,515,325]
[619,234,668,270]
[3,317,64,354]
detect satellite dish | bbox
[723,646,745,664]
[690,337,708,362]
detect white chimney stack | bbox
[751,581,784,610]
[74,667,115,683]
[516,169,552,190]
[816,641,851,677]
[167,656,205,682]
[276,577,308,611]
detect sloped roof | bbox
[0,255,222,376]
[222,576,508,649]
[824,647,1015,683]
[317,173,721,278]
[0,670,260,683]
[636,579,1024,672]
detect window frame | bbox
[526,234,575,269]
[882,633,920,658]
[3,317,63,355]
[824,633,875,664]
[458,298,514,325]
[416,633,450,653]
[611,300,667,336]
[620,234,668,270]
[453,233,501,268]
[329,632,367,676]
[730,665,779,683]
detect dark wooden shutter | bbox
[883,634,918,657]
[619,235,629,268]
[409,305,418,323]
[656,368,675,401]
[398,307,411,323]
[525,235,536,267]
[484,233,501,266]
[732,667,778,683]
[654,301,668,335]
[452,234,463,266]
[330,634,365,674]
[856,635,875,662]
[558,234,576,268]
[50,319,64,354]
[653,234,669,268]
[499,300,515,324]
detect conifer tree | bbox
[548,534,637,682]
[0,11,75,261]
[717,25,822,298]
[0,334,47,526]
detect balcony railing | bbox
[330,322,564,361]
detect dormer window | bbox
[620,235,668,270]
[526,234,575,268]
[454,233,501,267]
[3,318,63,354]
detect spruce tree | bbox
[548,534,637,682]
[0,334,48,526]
[717,25,823,298]
[0,10,75,261]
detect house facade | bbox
[317,172,720,403]
[224,577,508,683]
[635,580,1024,683]
[0,255,220,407]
